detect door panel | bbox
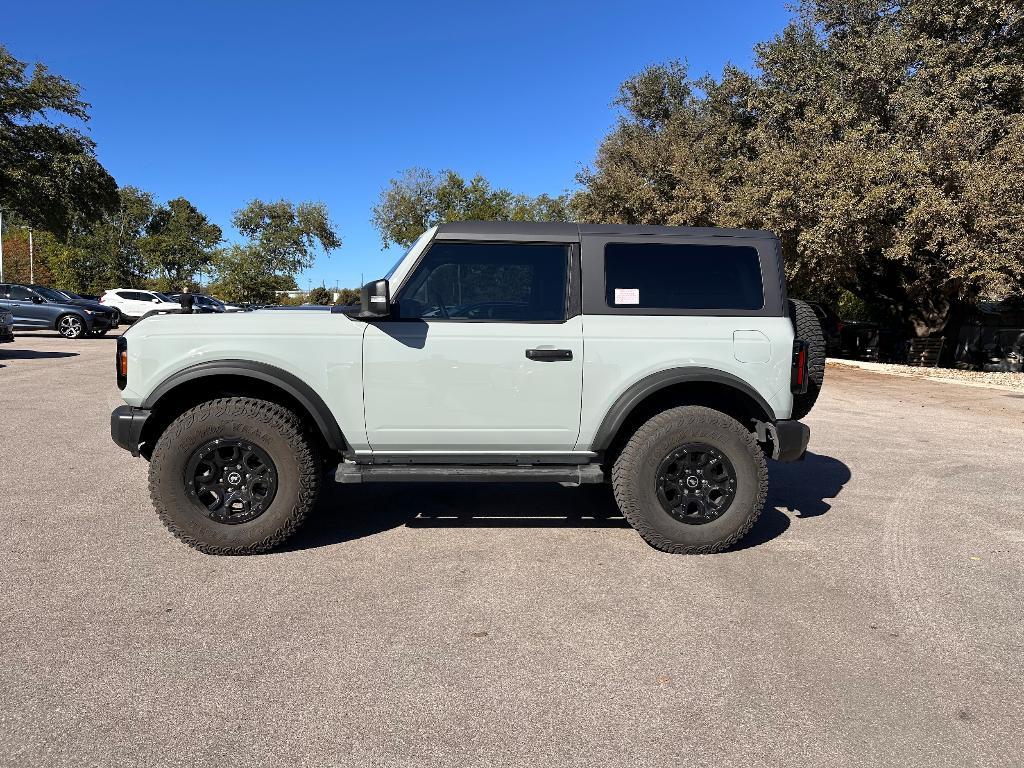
[363,317,584,452]
[7,287,48,327]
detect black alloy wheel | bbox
[655,442,737,524]
[184,438,278,525]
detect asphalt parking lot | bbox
[2,329,1022,767]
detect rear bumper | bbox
[756,419,810,462]
[111,405,151,456]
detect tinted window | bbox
[604,243,764,311]
[397,242,568,321]
[9,286,35,301]
[33,286,69,302]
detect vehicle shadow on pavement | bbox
[287,455,849,552]
[767,451,851,519]
[284,483,629,551]
[0,349,78,360]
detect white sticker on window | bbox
[614,288,640,305]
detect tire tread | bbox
[612,406,768,554]
[148,397,319,555]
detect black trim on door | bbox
[525,348,573,361]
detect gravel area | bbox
[828,358,1024,391]
[2,330,1023,767]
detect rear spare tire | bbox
[148,397,320,554]
[788,298,825,419]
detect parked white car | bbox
[100,289,182,320]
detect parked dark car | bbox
[0,308,14,343]
[0,283,120,338]
[806,302,843,356]
[167,293,224,313]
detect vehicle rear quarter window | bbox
[604,242,764,311]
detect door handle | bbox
[525,348,573,361]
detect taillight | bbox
[791,340,809,394]
[116,335,127,390]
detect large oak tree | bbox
[574,1,1024,334]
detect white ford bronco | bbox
[111,222,824,554]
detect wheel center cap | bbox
[686,476,699,488]
[227,471,242,486]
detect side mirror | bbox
[32,295,44,304]
[357,279,391,320]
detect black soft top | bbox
[433,220,775,242]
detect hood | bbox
[122,301,358,338]
[64,297,114,313]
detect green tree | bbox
[307,286,332,305]
[372,168,572,248]
[334,287,360,305]
[39,186,155,294]
[0,45,117,236]
[232,199,341,274]
[142,197,222,291]
[575,1,1024,335]
[213,199,339,303]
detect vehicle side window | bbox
[9,286,35,301]
[603,242,764,311]
[115,291,134,300]
[396,242,568,321]
[0,284,8,298]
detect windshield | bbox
[33,286,73,302]
[384,227,436,280]
[384,253,407,280]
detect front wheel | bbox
[148,397,321,554]
[612,406,768,554]
[57,314,85,338]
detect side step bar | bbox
[334,463,605,486]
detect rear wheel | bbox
[788,298,825,419]
[612,406,767,554]
[57,314,85,339]
[148,397,320,554]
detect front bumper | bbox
[756,419,810,462]
[89,312,119,331]
[111,405,151,456]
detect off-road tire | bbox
[788,298,825,419]
[148,397,320,554]
[612,406,768,554]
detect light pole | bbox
[0,209,4,283]
[28,228,34,284]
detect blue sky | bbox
[7,0,791,289]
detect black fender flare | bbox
[589,366,777,451]
[142,360,346,451]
